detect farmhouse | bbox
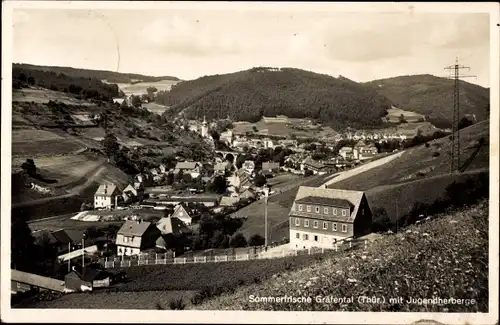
[173,161,202,179]
[116,220,161,256]
[122,183,144,203]
[289,186,373,249]
[339,146,354,160]
[94,184,121,209]
[353,141,379,161]
[301,158,328,175]
[169,204,193,225]
[262,161,280,173]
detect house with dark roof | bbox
[94,183,121,209]
[64,263,125,292]
[173,161,202,179]
[115,220,161,256]
[301,158,328,175]
[122,183,144,203]
[289,186,373,249]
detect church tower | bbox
[201,116,209,138]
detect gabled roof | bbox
[220,196,240,207]
[32,229,58,245]
[117,221,152,237]
[172,204,193,219]
[290,186,365,223]
[295,196,353,209]
[156,217,187,235]
[339,146,353,152]
[94,184,120,197]
[302,158,325,169]
[175,161,200,170]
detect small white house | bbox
[94,184,121,209]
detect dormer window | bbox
[306,206,311,212]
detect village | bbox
[14,110,420,294]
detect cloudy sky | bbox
[11,5,492,87]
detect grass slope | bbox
[331,120,490,190]
[157,67,392,129]
[197,200,489,312]
[365,74,489,128]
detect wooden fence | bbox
[101,240,368,269]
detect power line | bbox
[444,57,476,173]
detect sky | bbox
[11,6,492,87]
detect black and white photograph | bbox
[1,1,498,324]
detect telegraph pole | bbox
[444,58,476,172]
[264,185,269,247]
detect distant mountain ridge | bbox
[156,67,393,130]
[13,63,180,84]
[364,74,489,128]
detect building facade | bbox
[289,186,372,249]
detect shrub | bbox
[168,298,186,310]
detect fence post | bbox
[129,260,131,267]
[335,244,338,252]
[322,248,324,254]
[184,257,187,264]
[246,254,249,260]
[225,255,228,262]
[204,256,207,263]
[105,257,108,263]
[349,241,352,248]
[295,250,298,256]
[308,247,311,255]
[364,240,367,248]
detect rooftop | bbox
[117,220,152,237]
[295,196,353,209]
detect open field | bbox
[365,168,488,220]
[15,290,198,310]
[12,88,95,106]
[12,139,85,158]
[12,129,64,143]
[143,102,170,115]
[385,107,426,123]
[114,80,179,96]
[198,200,488,312]
[330,120,489,190]
[232,118,337,139]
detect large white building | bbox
[94,184,121,209]
[288,186,373,249]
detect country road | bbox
[322,151,406,187]
[12,165,107,209]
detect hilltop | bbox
[156,67,393,130]
[14,63,180,84]
[197,200,488,312]
[364,74,490,128]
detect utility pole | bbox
[264,184,269,247]
[444,58,476,173]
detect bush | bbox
[230,233,248,248]
[248,234,265,246]
[168,298,186,310]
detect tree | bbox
[166,173,174,185]
[131,95,142,108]
[102,133,120,158]
[230,233,248,248]
[21,158,37,177]
[11,218,38,272]
[458,116,474,130]
[248,234,265,246]
[254,174,267,187]
[209,175,228,194]
[371,207,392,233]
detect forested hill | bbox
[12,65,121,102]
[364,74,490,128]
[13,63,180,84]
[156,67,393,130]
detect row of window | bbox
[297,204,348,216]
[294,231,346,241]
[122,236,134,243]
[294,218,348,232]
